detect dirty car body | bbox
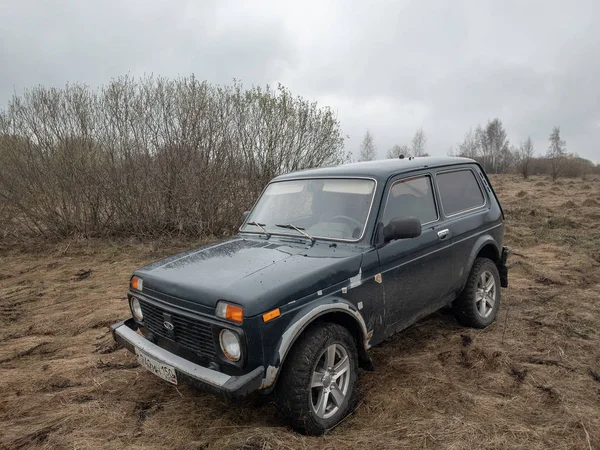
[111,157,509,434]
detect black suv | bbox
[111,157,509,435]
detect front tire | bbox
[453,258,501,328]
[275,323,358,435]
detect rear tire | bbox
[453,258,501,328]
[275,323,358,435]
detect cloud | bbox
[1,0,598,161]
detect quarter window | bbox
[436,169,485,215]
[382,175,438,226]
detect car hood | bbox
[134,236,363,317]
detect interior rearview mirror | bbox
[241,210,250,223]
[383,217,421,243]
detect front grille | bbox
[139,301,217,357]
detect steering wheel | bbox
[331,215,363,229]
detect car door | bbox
[376,172,455,336]
[434,166,497,292]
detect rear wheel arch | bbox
[476,242,500,263]
[467,238,499,271]
[459,238,500,293]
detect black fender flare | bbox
[461,235,500,289]
[259,298,370,390]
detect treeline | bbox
[449,119,599,179]
[0,76,348,238]
[360,120,599,179]
[358,128,429,161]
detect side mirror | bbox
[383,217,421,243]
[241,211,250,223]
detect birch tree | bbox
[358,130,376,161]
[547,126,566,180]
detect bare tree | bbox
[547,126,566,180]
[516,137,535,179]
[411,128,428,156]
[358,130,376,161]
[498,144,515,173]
[386,144,411,159]
[456,129,480,158]
[475,125,489,169]
[478,118,510,173]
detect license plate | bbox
[135,348,178,385]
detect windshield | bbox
[242,178,376,241]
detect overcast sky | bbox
[1,0,599,162]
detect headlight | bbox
[130,297,144,321]
[219,329,241,361]
[215,301,243,323]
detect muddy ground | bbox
[1,174,599,449]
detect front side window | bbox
[243,178,376,241]
[436,169,485,216]
[382,175,438,226]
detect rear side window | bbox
[436,169,485,216]
[382,175,438,226]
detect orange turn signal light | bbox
[130,276,143,291]
[262,308,281,322]
[225,304,244,323]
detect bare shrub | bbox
[0,77,348,238]
[386,144,410,159]
[515,137,534,179]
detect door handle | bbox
[437,229,450,240]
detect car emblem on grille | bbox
[163,321,174,331]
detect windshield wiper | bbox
[275,223,315,243]
[246,221,271,238]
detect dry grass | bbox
[1,175,599,449]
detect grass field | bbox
[1,175,599,449]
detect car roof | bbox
[273,156,478,183]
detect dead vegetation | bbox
[0,175,599,449]
[0,78,348,239]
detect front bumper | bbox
[111,318,264,399]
